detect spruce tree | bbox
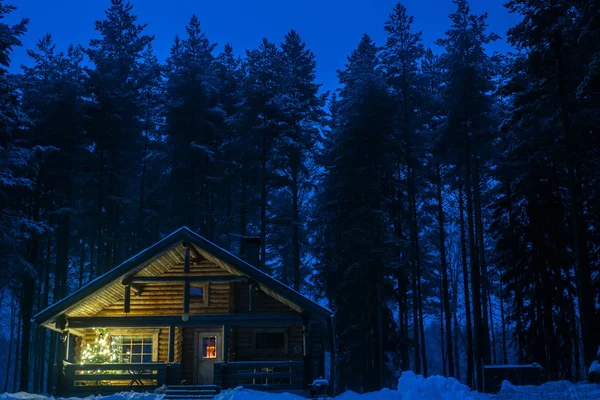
[315,34,397,391]
[85,0,153,274]
[435,0,499,388]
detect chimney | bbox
[242,236,261,268]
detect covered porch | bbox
[57,312,334,396]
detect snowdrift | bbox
[2,371,600,400]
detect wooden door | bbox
[195,331,222,384]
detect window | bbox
[190,283,209,308]
[112,335,155,363]
[202,336,217,359]
[253,329,287,352]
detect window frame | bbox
[107,329,160,363]
[252,328,288,353]
[190,282,210,308]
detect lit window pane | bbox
[202,336,217,359]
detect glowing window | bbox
[202,336,217,359]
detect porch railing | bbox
[214,361,304,391]
[62,361,181,395]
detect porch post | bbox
[168,326,175,362]
[222,325,229,363]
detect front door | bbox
[195,331,222,384]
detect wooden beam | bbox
[184,247,190,273]
[183,280,190,315]
[67,313,303,328]
[130,283,144,295]
[168,326,175,362]
[129,276,245,283]
[124,284,131,314]
[249,281,255,312]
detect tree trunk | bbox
[45,333,56,394]
[473,158,490,365]
[436,164,454,376]
[464,128,483,390]
[458,182,474,388]
[440,286,446,376]
[291,156,301,291]
[499,271,507,365]
[13,310,21,392]
[260,130,268,271]
[554,38,595,368]
[136,120,150,250]
[3,298,16,392]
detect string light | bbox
[80,328,120,364]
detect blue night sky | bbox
[9,0,519,92]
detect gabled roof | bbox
[33,226,331,327]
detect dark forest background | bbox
[0,0,599,394]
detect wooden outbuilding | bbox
[33,227,335,397]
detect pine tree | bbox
[435,0,499,388]
[381,3,427,375]
[163,15,219,237]
[85,0,153,275]
[272,30,326,289]
[315,34,397,391]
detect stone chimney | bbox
[242,236,261,268]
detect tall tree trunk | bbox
[458,182,474,388]
[499,271,507,365]
[439,285,446,376]
[554,38,595,368]
[21,174,42,392]
[3,298,16,392]
[240,160,248,256]
[488,289,496,364]
[464,128,483,390]
[506,183,524,361]
[452,275,461,381]
[436,164,454,376]
[260,130,268,271]
[78,241,86,289]
[45,333,56,394]
[13,310,21,392]
[473,158,490,365]
[291,157,301,291]
[136,121,150,250]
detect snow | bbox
[1,372,600,400]
[589,360,600,375]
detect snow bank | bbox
[497,380,600,400]
[0,392,162,400]
[215,387,305,400]
[2,372,600,400]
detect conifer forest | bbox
[0,0,599,395]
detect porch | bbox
[61,360,305,395]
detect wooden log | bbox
[129,276,245,283]
[67,313,304,328]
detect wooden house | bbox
[33,227,335,397]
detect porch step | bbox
[165,384,219,400]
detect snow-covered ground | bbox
[1,372,599,400]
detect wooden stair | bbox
[164,385,220,400]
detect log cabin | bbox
[33,227,335,397]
